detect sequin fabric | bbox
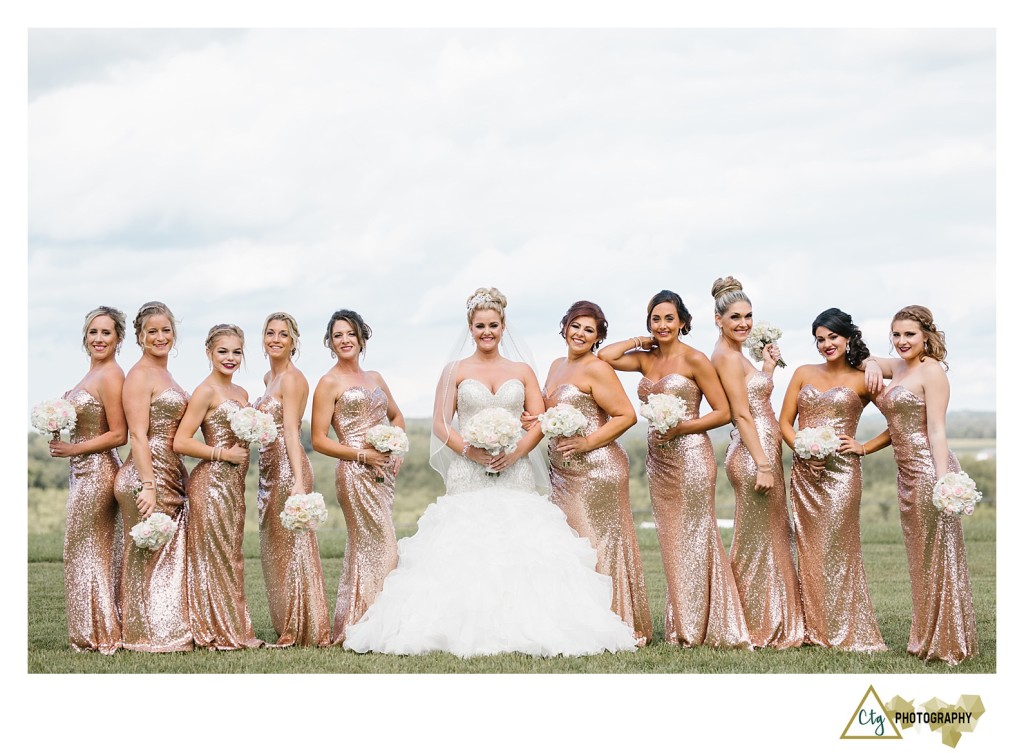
[639,375,751,649]
[876,386,978,664]
[113,387,193,652]
[724,371,804,648]
[791,386,886,652]
[329,387,399,645]
[185,400,263,650]
[63,388,122,654]
[254,395,331,647]
[548,384,653,646]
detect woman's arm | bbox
[662,352,732,439]
[839,429,891,457]
[554,360,635,456]
[280,371,312,496]
[49,368,128,458]
[761,342,782,376]
[716,353,775,493]
[922,363,952,477]
[173,385,248,464]
[597,336,652,372]
[373,371,406,472]
[490,364,545,472]
[778,366,808,450]
[122,371,158,517]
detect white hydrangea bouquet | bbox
[932,471,982,517]
[31,397,77,439]
[537,404,588,467]
[130,512,177,550]
[792,425,842,460]
[365,425,410,456]
[639,393,686,434]
[229,405,278,447]
[745,321,787,368]
[280,492,329,531]
[462,407,522,477]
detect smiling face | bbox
[209,334,243,376]
[891,319,925,362]
[142,314,174,356]
[470,309,504,353]
[330,318,361,361]
[649,302,682,344]
[264,319,294,361]
[85,314,119,361]
[716,301,753,344]
[814,326,849,363]
[565,316,599,355]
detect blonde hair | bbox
[892,305,948,367]
[133,301,177,348]
[263,312,301,357]
[465,287,508,324]
[205,323,245,363]
[82,306,126,353]
[711,276,751,318]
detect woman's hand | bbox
[136,488,157,518]
[357,448,391,469]
[863,361,884,394]
[796,455,827,478]
[290,480,305,497]
[838,434,865,456]
[221,444,249,465]
[654,422,688,443]
[554,435,591,458]
[486,449,517,473]
[48,440,77,458]
[762,343,782,370]
[754,468,775,494]
[520,411,539,432]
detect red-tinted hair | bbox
[559,300,609,352]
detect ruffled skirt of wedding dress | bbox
[343,488,639,658]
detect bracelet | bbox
[141,480,155,490]
[757,463,772,472]
[357,451,367,464]
[461,444,470,458]
[210,446,216,461]
[216,447,223,461]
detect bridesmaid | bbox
[173,324,263,650]
[49,306,128,654]
[709,277,803,649]
[867,305,978,664]
[254,312,331,647]
[532,300,652,646]
[778,308,887,652]
[310,310,405,646]
[113,301,193,652]
[600,290,749,649]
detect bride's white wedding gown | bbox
[343,378,638,657]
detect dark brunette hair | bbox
[559,301,608,352]
[811,308,869,368]
[646,289,692,336]
[324,309,372,357]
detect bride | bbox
[343,287,639,657]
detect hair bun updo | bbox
[465,286,508,324]
[711,276,751,317]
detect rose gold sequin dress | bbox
[63,388,122,654]
[640,375,751,649]
[329,387,399,645]
[791,386,885,652]
[185,400,263,650]
[876,386,978,664]
[548,384,653,646]
[254,395,331,647]
[725,371,804,648]
[113,387,193,652]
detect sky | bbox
[26,28,996,422]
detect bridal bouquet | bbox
[365,425,410,456]
[745,321,787,368]
[462,407,521,476]
[229,406,277,447]
[932,471,982,517]
[639,393,686,434]
[537,404,588,468]
[130,512,177,550]
[31,397,77,439]
[280,492,329,531]
[792,425,842,460]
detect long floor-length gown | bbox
[113,387,193,652]
[876,386,978,664]
[547,383,653,646]
[329,386,399,645]
[725,371,804,648]
[344,378,638,657]
[791,386,886,651]
[640,375,751,649]
[254,395,331,647]
[185,400,263,649]
[63,388,122,654]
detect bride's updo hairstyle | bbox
[133,301,178,349]
[811,308,869,369]
[892,304,948,368]
[262,311,301,358]
[559,300,609,352]
[466,286,508,325]
[646,290,692,336]
[323,309,373,356]
[711,276,750,318]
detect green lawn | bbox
[27,520,995,674]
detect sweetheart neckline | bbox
[459,377,524,395]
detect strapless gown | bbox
[185,400,262,649]
[254,395,331,647]
[329,386,399,645]
[640,374,751,649]
[791,385,885,652]
[113,387,192,652]
[876,386,978,664]
[63,388,122,654]
[344,379,638,658]
[547,383,652,646]
[724,371,804,648]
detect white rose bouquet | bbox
[745,321,787,368]
[461,407,522,477]
[130,512,177,550]
[639,393,686,434]
[229,405,278,447]
[280,492,329,531]
[932,471,982,517]
[537,404,588,467]
[792,425,842,460]
[365,425,410,456]
[32,397,77,439]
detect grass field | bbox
[27,519,995,674]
